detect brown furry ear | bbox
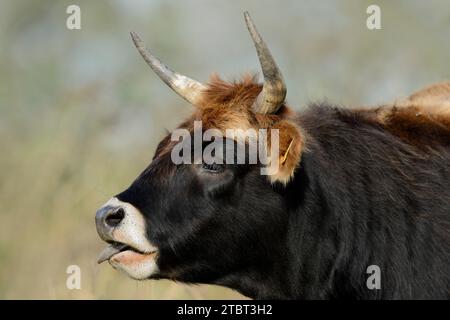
[266,119,304,185]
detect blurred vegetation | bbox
[0,0,449,299]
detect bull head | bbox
[96,12,303,298]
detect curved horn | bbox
[244,12,286,114]
[130,32,205,106]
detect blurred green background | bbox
[0,0,449,299]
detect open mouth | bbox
[97,241,157,264]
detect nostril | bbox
[105,208,125,228]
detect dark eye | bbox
[202,162,225,172]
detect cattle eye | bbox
[201,162,224,173]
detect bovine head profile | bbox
[95,13,303,295]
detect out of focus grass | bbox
[1,0,449,299]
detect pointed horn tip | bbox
[243,11,253,27]
[130,31,141,44]
[243,11,262,44]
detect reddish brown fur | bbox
[363,82,450,149]
[197,74,304,184]
[380,106,450,148]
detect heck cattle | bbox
[95,12,450,299]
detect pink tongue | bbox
[97,244,127,264]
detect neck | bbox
[215,157,345,299]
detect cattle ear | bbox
[266,120,304,185]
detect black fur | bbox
[117,103,450,299]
